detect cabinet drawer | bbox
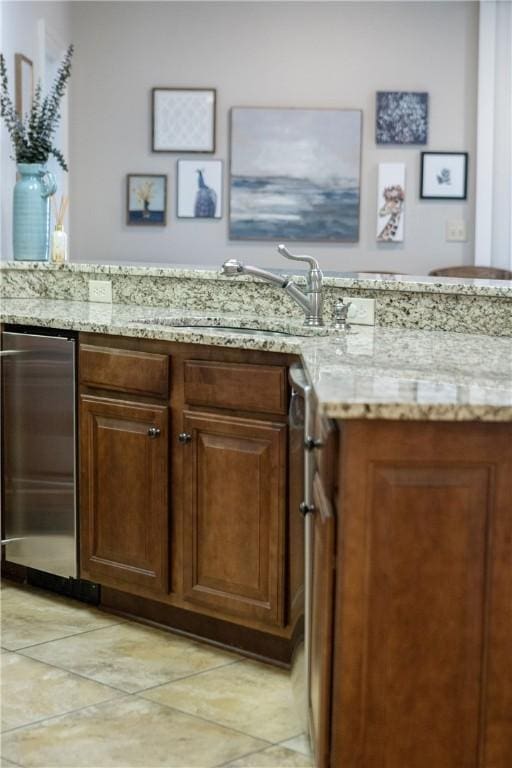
[184,360,287,415]
[80,345,169,398]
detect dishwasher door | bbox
[1,331,77,578]
[288,363,315,744]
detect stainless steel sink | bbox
[127,315,330,337]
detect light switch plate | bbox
[343,297,375,326]
[446,220,467,242]
[89,279,112,303]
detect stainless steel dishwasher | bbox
[288,362,317,746]
[1,329,77,578]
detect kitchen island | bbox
[1,269,511,768]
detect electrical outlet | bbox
[88,279,112,303]
[446,220,467,242]
[343,297,375,326]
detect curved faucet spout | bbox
[221,245,324,327]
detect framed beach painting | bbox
[177,160,222,218]
[229,107,362,242]
[152,88,216,152]
[126,174,167,225]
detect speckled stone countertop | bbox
[1,297,511,421]
[2,260,512,297]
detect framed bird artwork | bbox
[177,160,223,219]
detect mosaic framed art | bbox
[152,88,216,153]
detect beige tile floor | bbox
[0,581,314,768]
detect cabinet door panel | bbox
[80,396,168,593]
[182,411,286,627]
[332,421,512,768]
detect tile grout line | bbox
[6,652,132,696]
[132,696,283,747]
[1,691,275,754]
[134,657,244,694]
[12,649,244,697]
[0,694,130,737]
[214,741,282,768]
[8,619,124,653]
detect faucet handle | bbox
[277,244,320,271]
[333,299,351,330]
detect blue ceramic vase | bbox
[13,164,57,261]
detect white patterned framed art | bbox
[152,88,216,153]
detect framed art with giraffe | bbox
[377,163,405,242]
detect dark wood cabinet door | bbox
[331,421,512,768]
[181,411,286,627]
[80,396,169,594]
[310,472,336,768]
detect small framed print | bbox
[126,174,167,225]
[152,88,216,153]
[177,160,223,219]
[14,53,33,116]
[420,152,468,200]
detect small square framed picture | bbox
[420,152,468,200]
[152,88,216,153]
[126,174,167,225]
[177,160,223,219]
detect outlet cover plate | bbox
[343,296,375,326]
[446,220,467,242]
[89,280,112,303]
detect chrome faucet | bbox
[222,244,324,327]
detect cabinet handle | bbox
[178,432,192,444]
[147,427,161,438]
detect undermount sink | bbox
[127,315,330,337]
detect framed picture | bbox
[126,174,167,225]
[420,152,468,200]
[229,107,362,242]
[376,91,428,145]
[14,53,33,116]
[377,163,405,242]
[152,88,216,152]
[177,160,222,219]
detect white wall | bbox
[3,1,479,273]
[0,0,71,260]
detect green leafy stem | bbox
[0,44,74,171]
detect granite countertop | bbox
[2,260,512,298]
[1,297,511,422]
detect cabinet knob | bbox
[178,432,192,444]
[147,426,161,438]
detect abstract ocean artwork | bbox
[377,163,405,242]
[229,107,362,241]
[177,160,222,218]
[126,174,166,225]
[376,92,428,145]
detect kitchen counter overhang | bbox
[1,296,511,422]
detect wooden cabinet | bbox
[329,420,512,768]
[181,410,287,627]
[80,396,169,594]
[78,336,295,661]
